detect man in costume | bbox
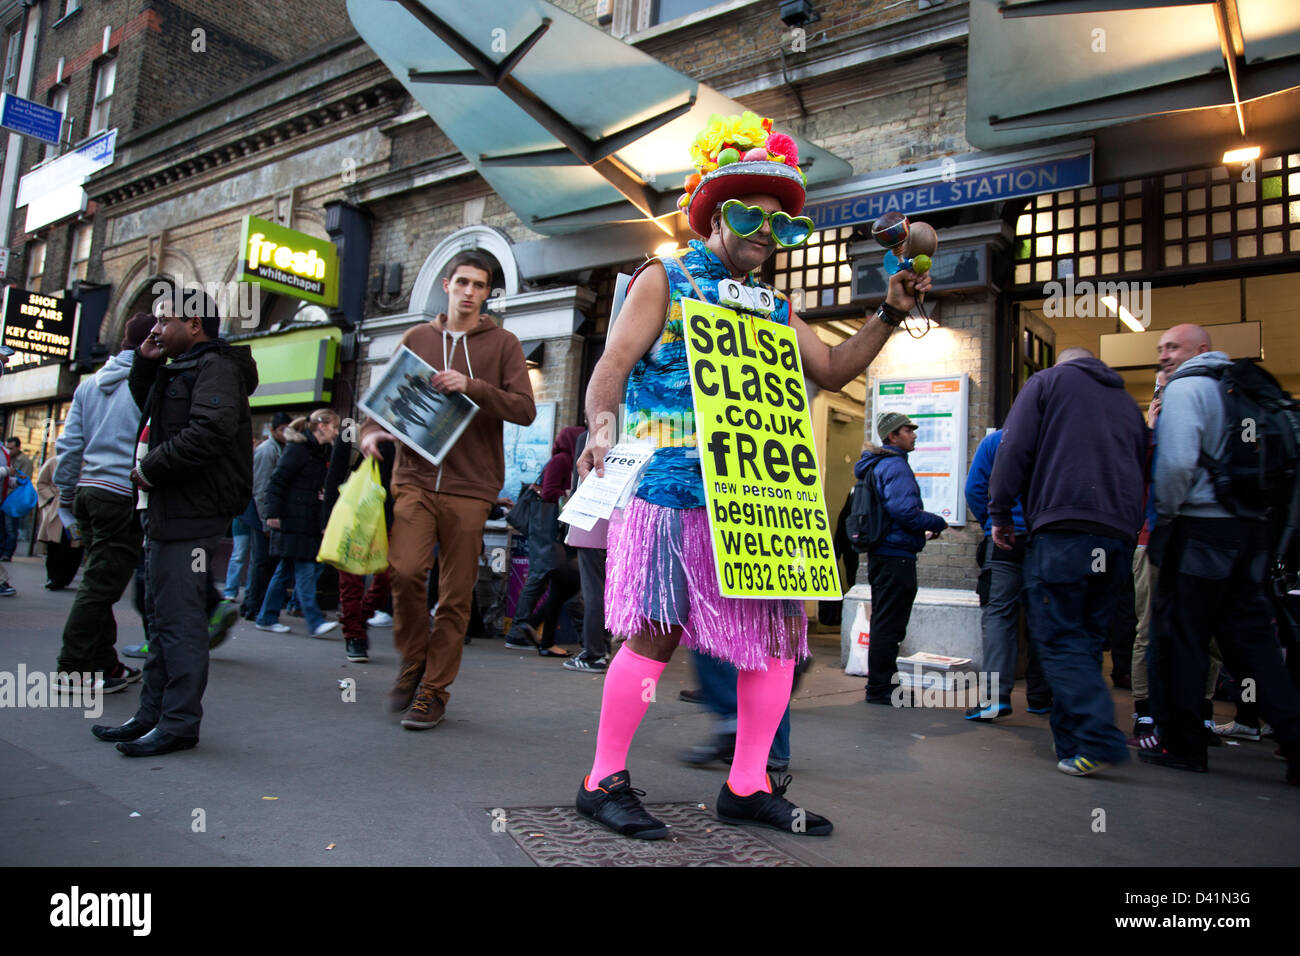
[575,113,930,838]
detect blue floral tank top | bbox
[625,240,792,509]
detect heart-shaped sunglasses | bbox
[721,199,815,248]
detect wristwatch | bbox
[874,301,907,327]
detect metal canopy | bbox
[347,0,851,236]
[967,0,1300,149]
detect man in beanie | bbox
[988,347,1146,777]
[92,288,257,756]
[51,313,154,693]
[241,410,293,620]
[574,112,929,839]
[854,412,948,705]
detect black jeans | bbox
[56,488,142,673]
[1150,517,1300,761]
[577,547,611,661]
[866,554,918,701]
[240,524,275,619]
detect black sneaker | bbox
[345,639,370,663]
[110,662,142,684]
[715,774,832,836]
[563,655,609,672]
[575,771,668,840]
[1138,747,1208,773]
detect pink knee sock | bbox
[587,645,668,787]
[727,657,796,796]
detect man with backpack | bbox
[852,412,948,705]
[1147,324,1300,781]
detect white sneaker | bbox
[1213,721,1261,741]
[312,621,339,638]
[255,622,291,633]
[368,611,393,627]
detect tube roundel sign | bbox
[238,215,339,307]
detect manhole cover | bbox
[489,803,807,867]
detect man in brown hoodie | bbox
[361,252,536,729]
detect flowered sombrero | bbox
[679,111,807,238]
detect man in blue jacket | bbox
[964,428,1050,720]
[856,411,948,704]
[989,347,1146,776]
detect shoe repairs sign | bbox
[683,298,839,600]
[0,287,79,370]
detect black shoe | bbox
[865,695,894,706]
[679,733,735,767]
[576,771,668,840]
[1138,747,1207,773]
[766,759,790,773]
[715,774,833,836]
[110,662,142,684]
[678,688,706,704]
[345,639,370,663]
[116,728,199,757]
[92,718,155,742]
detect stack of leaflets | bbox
[896,651,975,690]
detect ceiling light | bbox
[654,241,679,257]
[1222,146,1260,164]
[1101,295,1144,333]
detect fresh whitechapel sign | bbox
[238,215,339,307]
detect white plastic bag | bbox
[844,601,870,676]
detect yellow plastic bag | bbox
[317,458,388,574]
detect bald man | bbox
[989,347,1148,776]
[1146,325,1300,779]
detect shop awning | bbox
[968,0,1300,162]
[345,0,852,236]
[239,327,341,409]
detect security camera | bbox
[780,0,820,27]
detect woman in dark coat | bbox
[254,409,340,636]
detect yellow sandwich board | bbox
[682,298,840,600]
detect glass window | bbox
[26,240,45,290]
[3,29,21,94]
[67,223,92,286]
[90,58,115,134]
[652,0,720,25]
[44,86,68,161]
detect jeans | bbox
[240,524,275,619]
[692,650,791,763]
[507,501,558,636]
[1023,531,1131,764]
[224,532,250,598]
[979,546,1051,709]
[576,547,611,661]
[256,558,325,632]
[0,512,19,558]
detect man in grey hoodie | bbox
[52,314,154,692]
[1147,323,1300,780]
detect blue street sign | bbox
[805,153,1093,230]
[0,92,64,145]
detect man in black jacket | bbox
[91,289,258,757]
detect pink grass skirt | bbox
[604,497,808,671]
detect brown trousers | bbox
[389,484,491,704]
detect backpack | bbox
[1181,359,1300,551]
[845,456,891,553]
